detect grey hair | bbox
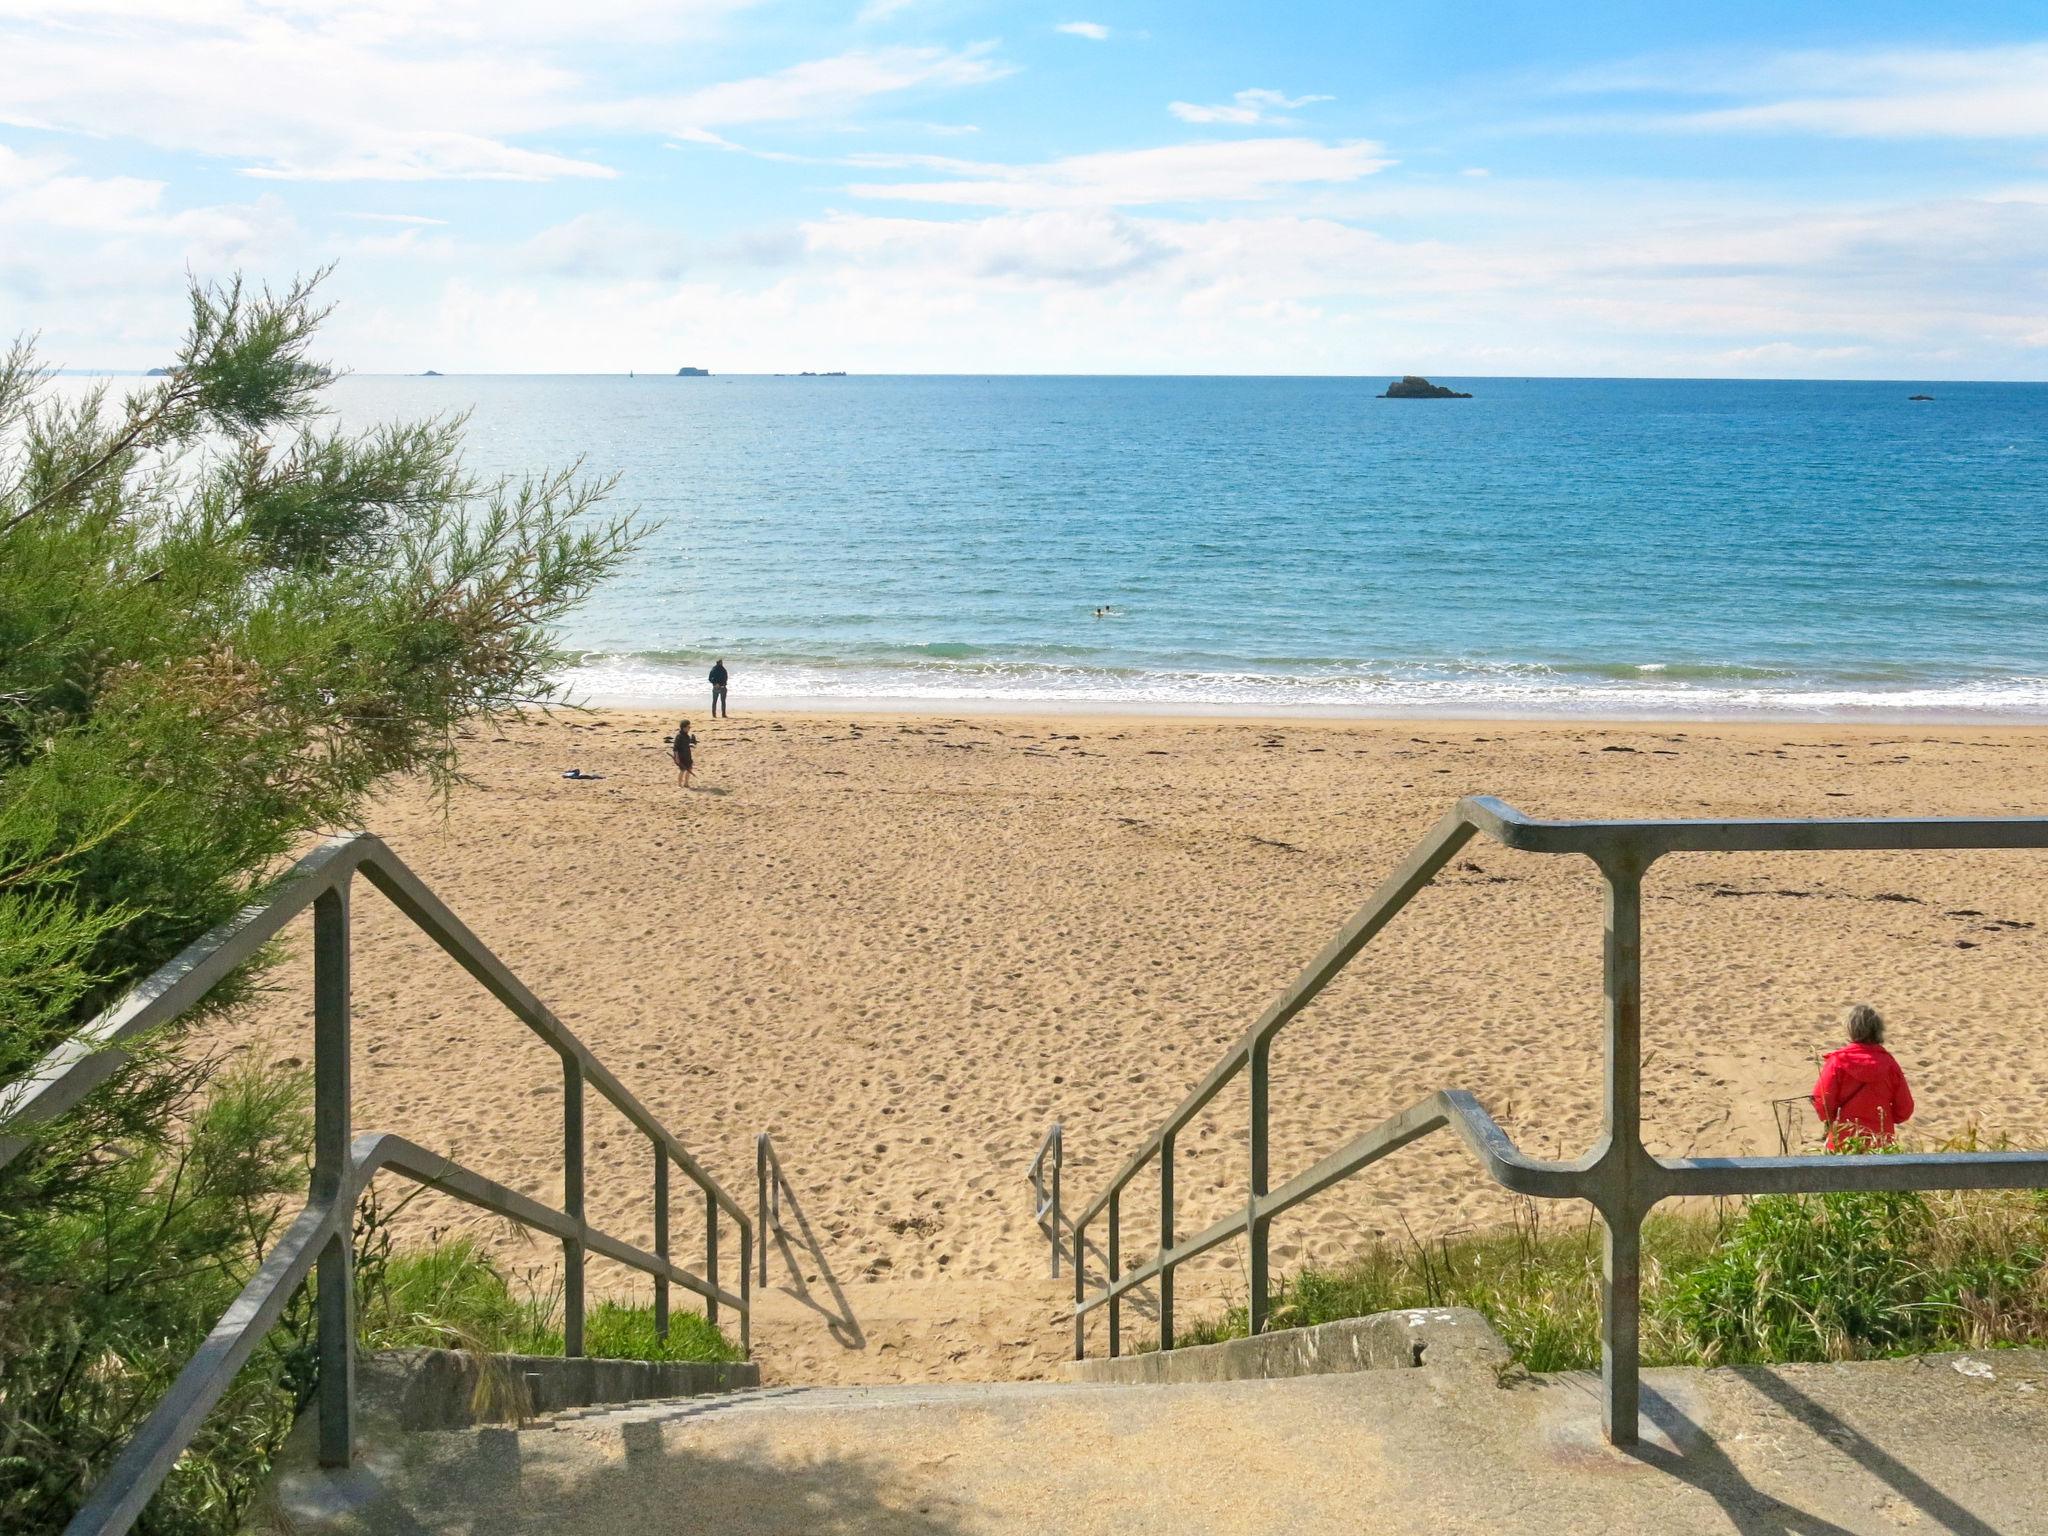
[1846,1003,1885,1045]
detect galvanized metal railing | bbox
[1027,1121,1063,1276]
[0,832,756,1536]
[1057,795,2048,1445]
[754,1130,864,1348]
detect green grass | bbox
[1163,1174,2048,1371]
[357,1236,744,1365]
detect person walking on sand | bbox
[709,658,730,718]
[670,718,697,787]
[1812,1004,1914,1149]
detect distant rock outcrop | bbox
[677,366,710,377]
[421,370,443,377]
[1908,393,1934,401]
[1380,375,1471,399]
[145,367,172,377]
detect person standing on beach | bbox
[670,718,697,787]
[1812,1004,1914,1149]
[709,658,730,718]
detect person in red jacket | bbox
[1812,1004,1915,1149]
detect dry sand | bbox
[220,712,2048,1384]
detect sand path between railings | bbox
[218,713,2048,1382]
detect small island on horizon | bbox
[1380,375,1472,399]
[677,366,710,376]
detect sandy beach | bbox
[220,711,2048,1385]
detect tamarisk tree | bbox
[0,272,638,1533]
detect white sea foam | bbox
[561,654,2048,721]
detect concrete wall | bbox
[1056,1307,1510,1386]
[359,1348,760,1429]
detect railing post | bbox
[705,1188,720,1327]
[1597,853,1647,1447]
[563,1055,586,1357]
[757,1136,770,1287]
[740,1216,752,1358]
[1072,1214,1087,1360]
[653,1145,670,1344]
[1107,1189,1121,1358]
[1049,1127,1062,1279]
[1159,1132,1175,1351]
[312,884,354,1469]
[1248,1035,1272,1336]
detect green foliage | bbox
[1664,1190,1932,1363]
[355,1230,741,1365]
[580,1302,743,1366]
[0,1066,314,1535]
[1172,1181,2048,1373]
[0,271,640,1534]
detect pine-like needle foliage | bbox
[0,272,640,1534]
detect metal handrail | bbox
[1060,795,2048,1446]
[1026,1121,1062,1276]
[0,833,756,1536]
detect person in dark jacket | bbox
[1812,1004,1914,1149]
[670,718,697,787]
[709,659,729,718]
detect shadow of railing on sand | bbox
[759,1136,865,1350]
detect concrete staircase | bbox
[256,1327,2048,1536]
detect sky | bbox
[4,1,2048,377]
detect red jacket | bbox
[1812,1042,1914,1148]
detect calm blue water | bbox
[324,375,2048,718]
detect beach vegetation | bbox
[356,1220,741,1365]
[0,271,641,1534]
[1168,1153,2048,1371]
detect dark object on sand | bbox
[677,366,710,376]
[562,768,605,780]
[1908,393,1934,401]
[1380,375,1471,399]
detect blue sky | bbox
[4,1,2047,376]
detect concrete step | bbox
[257,1346,2048,1535]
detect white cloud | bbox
[246,140,616,184]
[613,188,2046,373]
[0,156,299,359]
[848,137,1394,208]
[0,5,1008,181]
[75,178,2026,377]
[1055,22,1109,41]
[609,45,1014,136]
[1169,88,1332,127]
[0,0,761,45]
[1571,42,2048,140]
[810,209,1174,285]
[8,12,2048,378]
[1712,341,1871,368]
[0,6,615,180]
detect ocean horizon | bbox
[289,372,2048,721]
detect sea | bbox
[320,374,2048,720]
